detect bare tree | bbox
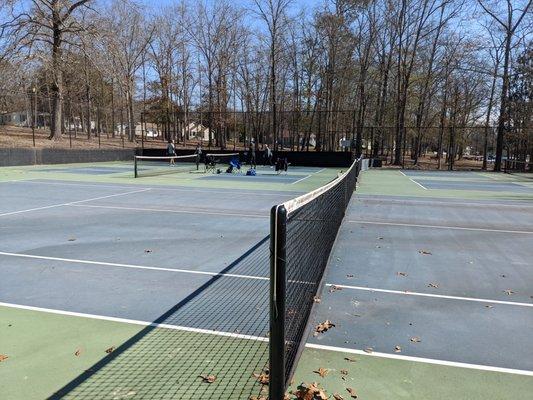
[477,0,532,171]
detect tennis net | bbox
[134,154,199,178]
[269,158,362,399]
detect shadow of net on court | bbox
[51,237,270,400]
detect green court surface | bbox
[1,164,532,399]
[0,161,340,193]
[289,348,533,400]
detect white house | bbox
[182,122,210,141]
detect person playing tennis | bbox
[167,140,176,165]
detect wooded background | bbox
[0,0,531,170]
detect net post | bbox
[134,156,138,178]
[270,204,287,400]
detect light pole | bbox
[31,87,36,147]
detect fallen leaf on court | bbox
[293,382,328,400]
[485,305,493,308]
[105,346,115,354]
[418,250,432,255]
[314,367,329,377]
[0,354,8,362]
[428,283,439,288]
[252,370,270,385]
[199,374,217,383]
[346,274,354,279]
[410,337,421,343]
[314,296,321,303]
[363,347,373,353]
[329,285,342,293]
[340,369,348,375]
[316,320,335,333]
[68,237,76,241]
[334,394,344,400]
[144,249,152,253]
[394,345,402,353]
[344,357,356,362]
[346,387,358,398]
[503,289,515,295]
[377,237,383,240]
[397,272,408,277]
[74,349,82,356]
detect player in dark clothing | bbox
[248,142,256,168]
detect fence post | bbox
[270,204,287,400]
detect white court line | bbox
[356,196,533,209]
[69,203,268,219]
[8,179,299,197]
[347,220,533,235]
[324,284,533,308]
[399,170,428,190]
[0,251,270,281]
[2,250,527,308]
[0,188,150,217]
[0,302,268,343]
[291,175,312,185]
[306,343,533,376]
[1,301,531,376]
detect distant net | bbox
[269,158,362,399]
[134,154,199,178]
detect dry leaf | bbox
[313,296,321,303]
[329,285,342,293]
[0,354,8,362]
[394,346,401,353]
[252,370,270,385]
[74,349,82,357]
[344,357,356,362]
[397,272,408,277]
[428,283,439,288]
[316,320,335,333]
[418,250,432,255]
[144,249,152,253]
[293,382,328,400]
[314,367,329,377]
[485,305,493,309]
[68,237,76,241]
[105,347,115,354]
[249,396,267,400]
[199,374,217,383]
[363,347,373,353]
[346,274,354,279]
[334,394,344,400]
[346,387,358,398]
[410,337,421,343]
[503,289,515,295]
[340,369,348,375]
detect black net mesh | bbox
[51,238,271,400]
[270,159,360,391]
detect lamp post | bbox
[31,87,36,147]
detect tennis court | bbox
[288,169,533,399]
[1,163,532,399]
[0,159,350,399]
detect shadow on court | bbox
[49,237,271,400]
